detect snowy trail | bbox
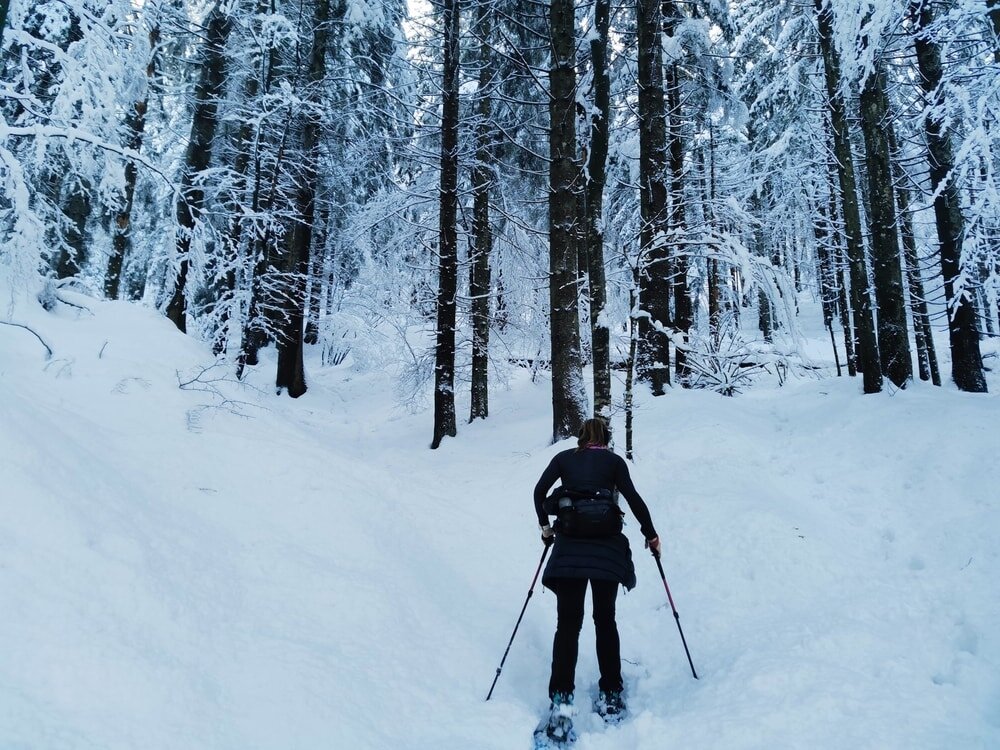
[2,291,999,749]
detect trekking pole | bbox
[652,549,699,679]
[485,545,550,701]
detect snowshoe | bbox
[532,692,577,748]
[594,689,626,724]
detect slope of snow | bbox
[1,282,999,749]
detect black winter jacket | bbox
[533,447,657,591]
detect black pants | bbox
[548,578,622,698]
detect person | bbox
[532,418,660,742]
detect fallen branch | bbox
[176,363,269,418]
[0,320,53,359]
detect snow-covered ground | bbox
[2,283,999,749]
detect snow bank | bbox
[1,283,998,749]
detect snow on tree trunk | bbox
[431,0,460,447]
[165,3,233,333]
[107,22,160,301]
[887,119,940,386]
[276,0,332,398]
[585,0,612,419]
[859,64,912,389]
[911,0,988,393]
[815,0,882,393]
[548,0,588,441]
[664,0,689,382]
[469,0,493,424]
[636,0,671,396]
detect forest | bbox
[2,2,1000,746]
[1,0,998,444]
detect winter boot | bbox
[533,691,576,747]
[594,689,626,724]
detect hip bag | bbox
[543,487,624,538]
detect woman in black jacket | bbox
[533,418,660,739]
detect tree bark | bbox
[236,32,283,376]
[0,0,10,50]
[664,0,690,380]
[704,129,722,338]
[825,152,858,376]
[988,0,1000,63]
[469,0,493,423]
[165,3,232,332]
[815,0,882,392]
[585,0,612,418]
[107,22,160,300]
[912,1,988,392]
[814,201,838,335]
[275,0,330,398]
[859,64,912,387]
[54,180,91,279]
[887,120,940,385]
[549,0,589,441]
[625,281,638,460]
[431,0,460,446]
[636,0,671,395]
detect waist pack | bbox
[544,487,624,539]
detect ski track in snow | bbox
[1,285,999,749]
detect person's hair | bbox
[577,418,611,450]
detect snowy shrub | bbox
[684,325,763,397]
[320,312,366,367]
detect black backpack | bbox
[543,487,624,538]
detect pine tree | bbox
[859,64,912,388]
[469,0,494,423]
[814,0,882,393]
[165,3,233,332]
[635,0,671,395]
[583,0,612,419]
[548,0,588,440]
[431,0,460,447]
[911,0,988,393]
[275,0,332,398]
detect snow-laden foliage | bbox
[1,0,141,281]
[1,0,997,403]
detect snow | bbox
[1,281,999,749]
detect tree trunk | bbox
[664,0,689,380]
[0,0,10,50]
[584,0,612,418]
[165,3,232,332]
[236,38,284,376]
[625,281,638,461]
[912,1,988,392]
[888,120,940,385]
[54,180,91,279]
[636,0,671,395]
[989,0,1000,63]
[549,0,589,441]
[275,0,330,398]
[469,0,493,423]
[815,0,882,393]
[814,200,838,334]
[704,129,721,338]
[107,22,160,300]
[859,64,912,388]
[825,153,858,376]
[431,0,460,447]
[303,207,328,346]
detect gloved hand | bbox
[645,535,662,557]
[541,524,555,547]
